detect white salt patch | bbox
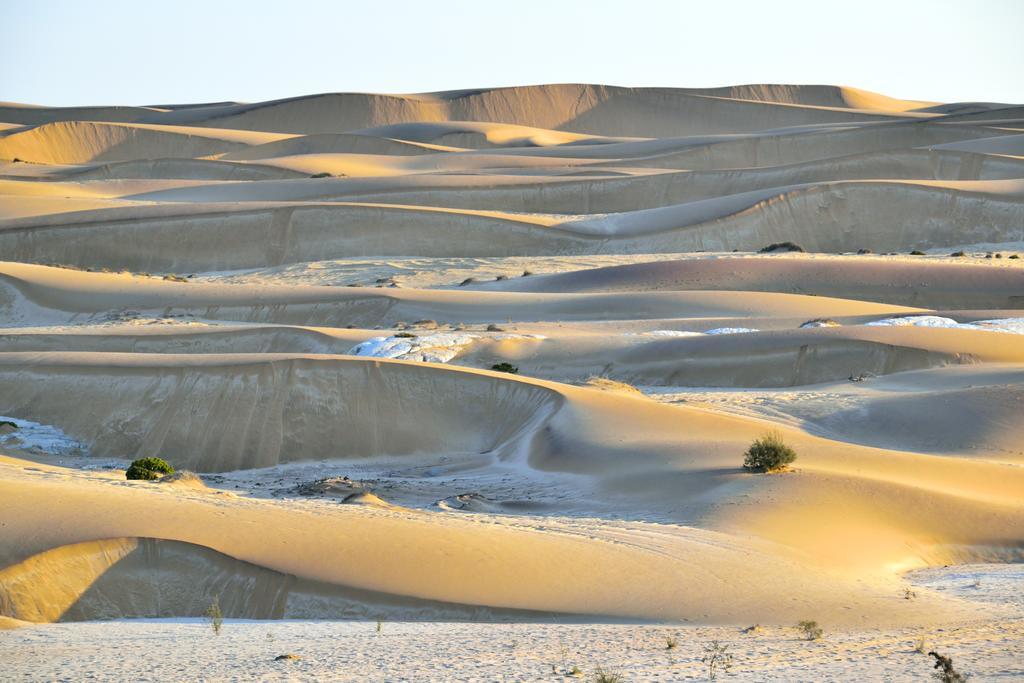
[865,315,964,329]
[971,317,1024,334]
[348,332,544,364]
[704,327,759,335]
[865,315,1024,335]
[631,330,705,338]
[0,416,87,456]
[800,319,840,328]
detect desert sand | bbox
[1,84,1022,681]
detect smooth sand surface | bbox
[1,83,1022,680]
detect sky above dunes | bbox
[2,0,1022,107]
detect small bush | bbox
[584,377,642,395]
[1009,254,1020,259]
[205,596,223,635]
[800,317,840,328]
[950,250,966,257]
[392,332,417,338]
[593,669,624,683]
[665,635,678,650]
[458,277,476,286]
[929,651,968,682]
[910,250,926,256]
[743,431,796,473]
[0,420,17,433]
[521,270,533,277]
[310,172,332,178]
[125,457,174,481]
[701,640,733,680]
[162,274,188,283]
[797,620,823,641]
[759,241,805,253]
[491,362,519,374]
[857,248,873,254]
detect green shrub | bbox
[205,596,223,635]
[125,457,174,480]
[743,432,796,473]
[929,651,968,682]
[491,362,519,374]
[759,241,804,253]
[310,172,332,178]
[797,620,823,641]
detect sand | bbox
[1,83,1022,680]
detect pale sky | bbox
[2,0,1022,107]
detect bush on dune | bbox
[125,457,174,480]
[743,432,797,473]
[758,241,805,253]
[490,362,519,374]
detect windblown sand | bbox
[1,84,1022,681]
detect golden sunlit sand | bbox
[1,82,1022,681]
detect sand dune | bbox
[0,121,292,165]
[2,179,1021,269]
[482,255,1024,308]
[2,83,1022,680]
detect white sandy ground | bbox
[2,564,1021,682]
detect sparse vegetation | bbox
[491,362,519,374]
[950,250,966,257]
[273,653,301,662]
[486,323,505,332]
[593,668,624,683]
[857,248,873,254]
[125,456,174,481]
[1010,254,1020,259]
[495,275,509,281]
[759,241,805,253]
[205,596,223,635]
[797,620,823,641]
[584,376,643,395]
[310,172,332,178]
[701,640,733,680]
[799,317,840,328]
[392,332,417,338]
[521,270,533,277]
[0,420,17,433]
[376,619,383,633]
[910,250,926,256]
[161,274,188,283]
[458,277,476,286]
[665,635,678,650]
[929,651,969,682]
[742,431,797,473]
[904,587,918,600]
